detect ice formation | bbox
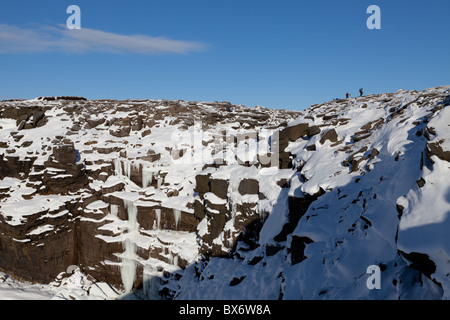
[142,166,153,188]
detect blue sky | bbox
[0,0,449,110]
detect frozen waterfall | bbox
[120,199,139,293]
[142,167,153,188]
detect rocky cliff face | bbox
[0,87,449,300]
[0,97,298,293]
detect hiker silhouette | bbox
[359,88,364,96]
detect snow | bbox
[197,218,208,237]
[173,209,181,230]
[0,193,70,226]
[155,209,161,230]
[0,268,119,300]
[86,200,109,211]
[27,224,54,236]
[142,166,153,188]
[203,192,227,205]
[396,105,450,298]
[103,175,124,189]
[258,188,289,245]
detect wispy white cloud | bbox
[0,24,207,54]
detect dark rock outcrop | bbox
[319,128,338,144]
[238,179,259,195]
[427,141,450,163]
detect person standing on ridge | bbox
[346,92,350,99]
[359,88,364,96]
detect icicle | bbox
[142,167,153,188]
[124,199,138,229]
[114,159,122,176]
[121,238,137,293]
[173,209,181,230]
[173,254,179,267]
[155,209,161,230]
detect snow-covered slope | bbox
[0,87,449,300]
[171,86,450,300]
[0,268,119,300]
